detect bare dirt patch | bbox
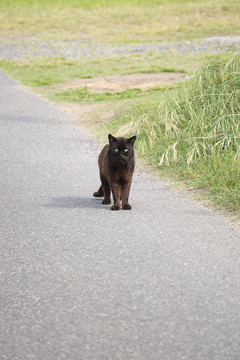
[58,72,186,93]
[56,72,186,135]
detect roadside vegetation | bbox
[1,0,240,43]
[105,52,240,210]
[0,0,239,213]
[0,53,204,88]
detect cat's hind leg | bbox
[93,185,104,197]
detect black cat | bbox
[93,134,136,210]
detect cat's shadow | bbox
[45,196,106,209]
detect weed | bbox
[107,52,240,209]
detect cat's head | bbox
[108,134,136,166]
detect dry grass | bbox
[108,52,240,209]
[1,0,240,43]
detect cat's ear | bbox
[128,135,136,145]
[108,134,117,144]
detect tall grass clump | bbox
[117,52,240,209]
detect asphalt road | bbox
[1,71,240,360]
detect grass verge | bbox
[50,86,176,103]
[0,52,204,88]
[102,52,240,210]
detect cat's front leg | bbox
[121,181,132,210]
[100,174,111,205]
[110,183,121,210]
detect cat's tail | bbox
[93,185,104,197]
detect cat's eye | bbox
[124,149,128,154]
[114,148,119,153]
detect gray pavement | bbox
[1,71,240,360]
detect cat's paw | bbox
[122,204,132,210]
[93,191,103,197]
[102,199,111,205]
[111,204,120,210]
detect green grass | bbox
[50,86,175,103]
[1,0,240,43]
[104,52,240,210]
[52,87,142,103]
[0,53,205,88]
